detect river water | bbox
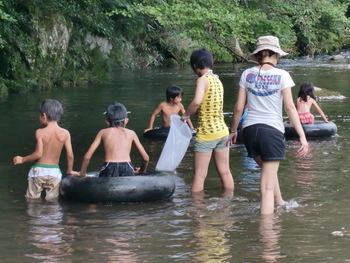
[1,58,350,262]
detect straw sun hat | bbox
[252,36,288,57]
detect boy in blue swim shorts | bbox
[13,99,79,200]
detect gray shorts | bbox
[194,135,229,153]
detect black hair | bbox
[105,102,128,127]
[166,85,183,102]
[39,99,63,121]
[298,82,316,102]
[190,48,213,72]
[253,50,278,64]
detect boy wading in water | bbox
[80,102,149,177]
[13,99,79,200]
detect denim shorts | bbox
[243,124,285,161]
[194,135,229,153]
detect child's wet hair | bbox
[166,85,183,102]
[298,82,316,101]
[39,99,63,121]
[190,48,213,72]
[105,102,128,127]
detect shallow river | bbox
[1,58,350,262]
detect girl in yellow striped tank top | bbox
[181,48,234,193]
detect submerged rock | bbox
[314,86,345,99]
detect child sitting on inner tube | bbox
[144,84,195,133]
[296,82,329,124]
[79,102,149,177]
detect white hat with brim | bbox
[252,36,289,57]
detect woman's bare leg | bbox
[212,149,234,191]
[254,156,284,206]
[260,161,280,215]
[191,151,212,192]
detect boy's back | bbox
[100,127,135,162]
[80,102,149,177]
[37,123,71,165]
[13,98,77,200]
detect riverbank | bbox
[1,0,349,97]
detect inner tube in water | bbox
[284,121,337,138]
[60,171,175,203]
[144,126,196,139]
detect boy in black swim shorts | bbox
[79,102,149,177]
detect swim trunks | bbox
[26,176,61,200]
[99,162,135,177]
[26,163,62,200]
[28,163,62,180]
[298,112,314,124]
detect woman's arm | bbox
[226,87,247,145]
[181,77,208,119]
[179,103,195,129]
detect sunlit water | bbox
[1,58,350,262]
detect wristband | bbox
[229,129,237,134]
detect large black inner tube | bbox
[143,127,196,139]
[284,121,337,138]
[60,171,176,203]
[143,127,170,139]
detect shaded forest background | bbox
[1,0,350,96]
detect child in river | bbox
[181,48,234,193]
[296,82,329,124]
[80,102,149,177]
[13,99,79,200]
[144,84,194,132]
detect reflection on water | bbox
[259,215,285,262]
[26,200,73,262]
[103,237,139,263]
[189,191,234,263]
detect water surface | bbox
[1,59,350,262]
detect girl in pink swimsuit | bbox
[296,82,329,124]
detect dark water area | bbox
[1,58,350,262]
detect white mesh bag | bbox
[156,114,192,171]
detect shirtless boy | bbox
[13,99,78,200]
[80,102,149,177]
[144,85,194,132]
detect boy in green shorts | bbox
[13,99,79,200]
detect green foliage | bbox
[110,0,257,62]
[0,1,16,22]
[1,0,350,95]
[0,0,120,93]
[244,0,350,56]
